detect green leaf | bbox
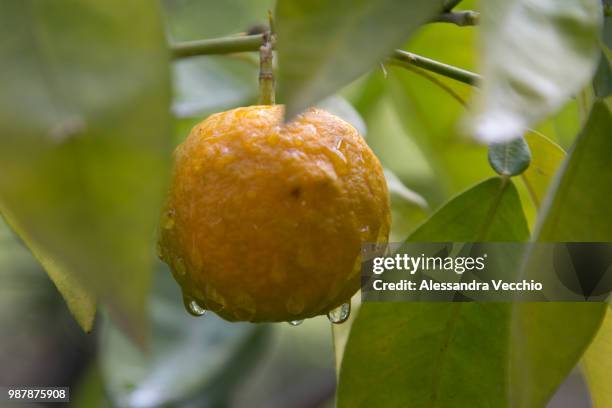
[408,177,529,242]
[0,1,172,344]
[529,101,611,406]
[583,310,612,408]
[275,0,445,118]
[604,11,612,49]
[338,177,530,407]
[100,269,270,408]
[509,100,612,407]
[536,101,612,241]
[487,137,531,177]
[521,131,565,208]
[593,52,612,99]
[508,303,604,407]
[469,0,602,143]
[0,211,96,332]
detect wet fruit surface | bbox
[159,105,390,322]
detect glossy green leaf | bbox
[0,1,172,344]
[275,0,445,118]
[338,177,530,407]
[583,310,612,408]
[487,137,531,177]
[521,131,565,208]
[469,0,602,143]
[100,269,270,408]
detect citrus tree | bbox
[0,0,611,406]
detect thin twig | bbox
[171,34,266,59]
[388,49,480,86]
[431,11,479,26]
[170,34,481,87]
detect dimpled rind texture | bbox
[159,105,390,322]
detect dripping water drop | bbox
[183,297,207,317]
[288,319,303,326]
[327,302,351,324]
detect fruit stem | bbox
[258,29,275,105]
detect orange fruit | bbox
[158,105,390,322]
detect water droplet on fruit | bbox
[183,296,207,317]
[335,137,345,151]
[359,225,370,239]
[288,320,303,326]
[322,144,348,175]
[327,302,351,324]
[330,145,347,163]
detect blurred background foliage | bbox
[0,0,609,407]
